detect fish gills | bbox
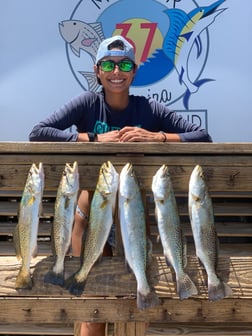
[65,161,119,296]
[152,165,198,299]
[119,163,160,310]
[188,164,232,301]
[44,161,79,286]
[14,162,44,289]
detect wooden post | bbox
[74,322,81,336]
[114,322,146,336]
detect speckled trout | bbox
[119,163,160,310]
[44,161,79,286]
[66,161,119,295]
[14,162,44,289]
[152,165,198,299]
[188,165,232,301]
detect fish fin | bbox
[44,270,65,287]
[89,22,105,41]
[137,290,160,310]
[124,260,133,274]
[32,244,38,258]
[64,196,70,209]
[183,89,191,109]
[183,78,214,109]
[65,273,86,296]
[100,199,109,209]
[13,225,21,260]
[79,71,100,92]
[177,273,198,299]
[94,252,104,266]
[208,279,233,301]
[70,46,80,57]
[27,195,35,206]
[146,237,153,267]
[164,256,172,268]
[15,269,32,290]
[182,231,188,268]
[39,201,43,217]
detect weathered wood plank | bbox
[1,199,252,218]
[2,221,252,239]
[1,240,252,257]
[0,256,252,298]
[114,321,146,336]
[1,164,252,193]
[1,142,252,333]
[0,323,73,335]
[1,322,252,336]
[1,142,252,155]
[1,297,252,324]
[147,323,252,335]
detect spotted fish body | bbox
[66,161,119,296]
[188,164,232,301]
[14,163,44,289]
[152,165,198,299]
[119,163,160,310]
[44,161,79,286]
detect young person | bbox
[29,35,212,336]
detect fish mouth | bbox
[59,22,81,44]
[31,162,44,176]
[101,161,112,183]
[65,161,78,173]
[102,160,112,173]
[194,164,205,179]
[160,164,168,176]
[125,162,133,173]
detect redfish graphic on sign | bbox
[59,0,227,111]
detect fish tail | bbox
[183,78,214,109]
[44,270,65,287]
[65,273,86,296]
[137,290,160,310]
[15,269,32,289]
[177,273,198,299]
[208,278,233,301]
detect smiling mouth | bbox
[110,79,124,84]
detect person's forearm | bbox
[29,125,78,142]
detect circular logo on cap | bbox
[59,0,226,109]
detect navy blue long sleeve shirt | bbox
[29,91,212,142]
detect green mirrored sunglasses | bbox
[98,59,135,72]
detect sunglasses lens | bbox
[118,61,134,72]
[100,61,115,72]
[99,60,134,72]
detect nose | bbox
[113,65,120,73]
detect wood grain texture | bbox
[1,142,252,335]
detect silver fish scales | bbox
[65,161,119,296]
[119,163,160,310]
[152,164,198,299]
[188,164,232,301]
[44,161,79,286]
[14,162,44,289]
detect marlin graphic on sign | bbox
[60,0,227,110]
[163,0,227,108]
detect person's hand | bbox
[118,126,163,142]
[96,130,121,142]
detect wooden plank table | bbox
[0,142,252,336]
